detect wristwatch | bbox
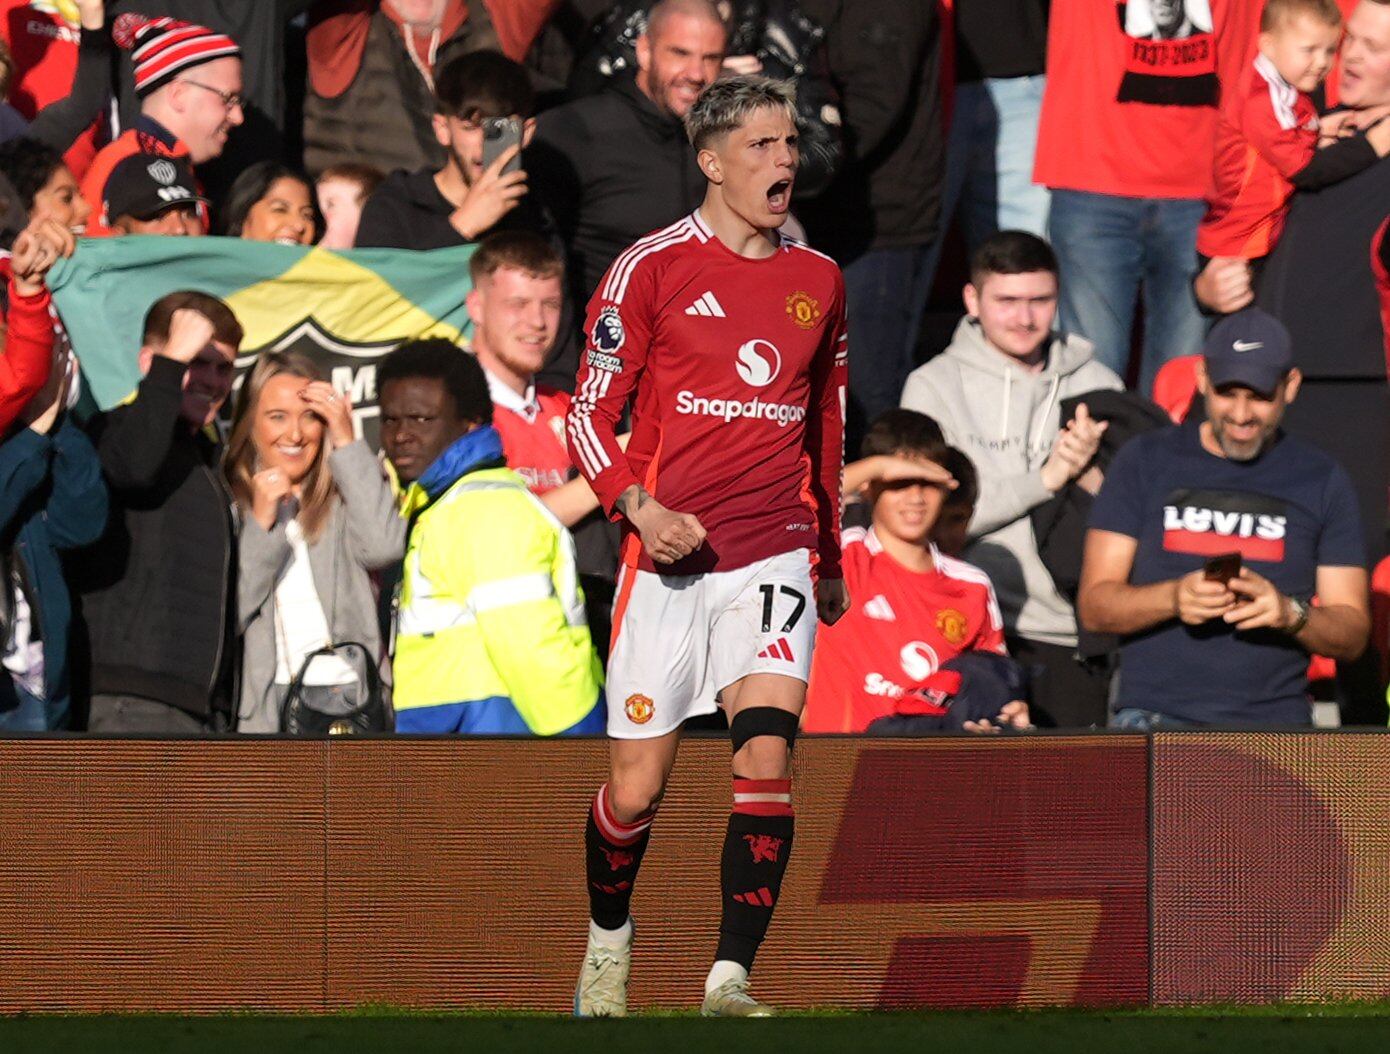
[1285,595,1311,636]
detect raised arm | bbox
[28,2,113,154]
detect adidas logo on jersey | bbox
[684,291,726,317]
[863,594,896,621]
[756,638,794,661]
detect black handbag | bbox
[280,641,392,735]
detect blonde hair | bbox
[224,351,338,542]
[1261,0,1343,32]
[684,75,797,151]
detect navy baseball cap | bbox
[1203,308,1294,396]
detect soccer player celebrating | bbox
[567,76,848,1017]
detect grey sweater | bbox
[900,317,1122,647]
[235,441,406,733]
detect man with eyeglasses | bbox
[80,13,243,238]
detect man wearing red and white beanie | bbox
[80,13,242,238]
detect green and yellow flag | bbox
[48,237,476,445]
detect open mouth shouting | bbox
[766,178,793,215]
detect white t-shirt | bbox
[273,516,356,687]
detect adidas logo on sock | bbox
[756,638,794,662]
[684,291,726,317]
[732,887,775,907]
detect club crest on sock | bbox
[744,834,784,864]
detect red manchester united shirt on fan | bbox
[1034,0,1265,199]
[484,367,575,495]
[567,210,848,578]
[803,527,1007,734]
[1198,54,1320,259]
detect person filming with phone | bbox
[1078,309,1370,729]
[355,50,551,250]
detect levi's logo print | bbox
[1163,489,1288,562]
[1117,0,1217,107]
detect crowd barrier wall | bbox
[0,733,1381,1012]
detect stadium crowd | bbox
[0,0,1384,734]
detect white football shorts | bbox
[604,548,817,739]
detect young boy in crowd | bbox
[931,446,979,559]
[1198,0,1390,264]
[803,410,1025,735]
[316,163,383,250]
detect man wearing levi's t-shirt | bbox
[1079,309,1369,727]
[804,410,1027,736]
[467,230,621,653]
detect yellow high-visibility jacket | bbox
[393,429,602,735]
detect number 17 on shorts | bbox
[605,548,818,739]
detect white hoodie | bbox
[901,317,1123,647]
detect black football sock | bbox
[714,777,795,971]
[585,781,654,932]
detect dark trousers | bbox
[841,243,936,454]
[87,694,209,734]
[1006,636,1111,729]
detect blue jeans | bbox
[0,682,52,732]
[843,243,935,451]
[918,76,1051,354]
[1048,189,1207,393]
[1109,707,1202,731]
[946,75,1051,249]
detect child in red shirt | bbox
[1200,0,1388,262]
[804,411,1028,735]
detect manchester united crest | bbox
[624,693,654,724]
[785,290,821,330]
[936,608,969,647]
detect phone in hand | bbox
[1203,552,1242,585]
[481,117,523,176]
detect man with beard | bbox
[528,0,726,306]
[1077,309,1369,728]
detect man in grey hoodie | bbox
[900,230,1122,726]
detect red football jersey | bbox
[567,210,848,578]
[803,527,1007,734]
[0,2,99,178]
[487,370,575,495]
[1198,54,1318,259]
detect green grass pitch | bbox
[4,1006,1390,1053]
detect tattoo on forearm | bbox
[616,486,654,520]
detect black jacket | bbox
[353,166,580,389]
[798,0,945,260]
[69,357,235,719]
[567,0,843,198]
[354,166,560,251]
[528,75,704,306]
[1029,390,1171,661]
